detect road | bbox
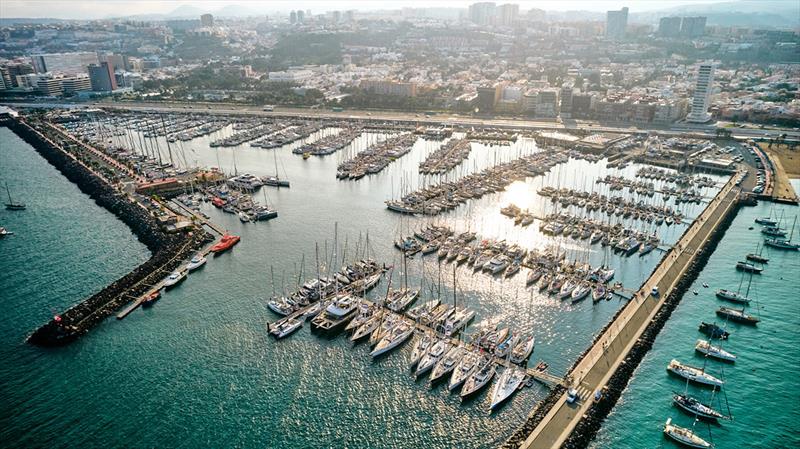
[521,175,741,449]
[3,100,799,142]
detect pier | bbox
[516,172,742,449]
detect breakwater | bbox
[561,200,740,449]
[0,117,211,346]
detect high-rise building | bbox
[296,10,305,23]
[88,61,117,92]
[468,2,496,26]
[30,52,99,74]
[477,83,502,112]
[680,16,706,38]
[658,17,682,38]
[200,13,214,27]
[332,10,342,23]
[605,7,628,40]
[1,63,34,87]
[35,77,63,96]
[61,75,92,95]
[497,4,519,27]
[559,84,574,118]
[686,63,714,123]
[289,10,297,24]
[344,10,355,22]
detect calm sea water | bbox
[593,181,800,449]
[0,121,734,448]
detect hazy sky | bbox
[0,0,739,20]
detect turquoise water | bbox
[1,121,731,448]
[593,183,800,449]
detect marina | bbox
[2,107,796,449]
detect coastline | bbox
[0,115,211,346]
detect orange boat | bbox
[211,197,226,208]
[211,234,241,254]
[142,291,161,307]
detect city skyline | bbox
[2,0,746,20]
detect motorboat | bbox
[186,255,207,272]
[211,234,241,254]
[141,290,161,307]
[663,418,713,448]
[695,339,736,362]
[489,368,526,410]
[163,270,187,289]
[667,359,724,387]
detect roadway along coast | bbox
[517,174,742,448]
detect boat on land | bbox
[716,307,760,325]
[672,393,725,421]
[211,234,241,254]
[489,367,526,410]
[667,359,724,387]
[163,270,188,289]
[270,317,303,339]
[695,339,736,362]
[663,418,714,448]
[187,255,207,272]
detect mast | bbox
[160,114,174,167]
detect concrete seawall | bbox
[1,117,211,346]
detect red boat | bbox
[212,197,226,208]
[142,291,161,307]
[211,234,241,254]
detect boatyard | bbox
[2,105,796,449]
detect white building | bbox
[686,63,714,123]
[267,69,314,83]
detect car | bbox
[651,287,660,297]
[567,388,579,404]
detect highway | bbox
[3,100,799,142]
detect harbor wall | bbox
[1,116,210,345]
[561,199,740,449]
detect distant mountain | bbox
[630,0,799,29]
[166,5,208,18]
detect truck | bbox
[332,107,344,112]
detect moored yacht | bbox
[714,289,750,304]
[370,321,414,358]
[409,332,434,368]
[163,270,187,289]
[270,317,303,339]
[695,339,736,362]
[663,418,713,448]
[429,347,464,384]
[416,339,449,377]
[489,368,526,410]
[449,351,480,391]
[460,358,496,399]
[716,307,759,325]
[672,394,725,421]
[186,255,207,272]
[667,359,724,387]
[510,335,535,364]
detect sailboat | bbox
[764,216,800,250]
[745,242,769,264]
[263,146,290,187]
[663,418,714,448]
[4,182,25,210]
[715,270,753,305]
